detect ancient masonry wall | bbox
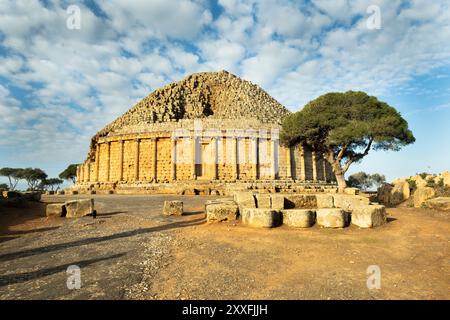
[76,133,336,185]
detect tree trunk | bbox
[335,172,347,193]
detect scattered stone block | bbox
[315,194,334,208]
[351,205,386,228]
[241,208,281,228]
[316,208,350,228]
[413,187,435,208]
[423,197,450,211]
[46,203,66,218]
[65,199,94,218]
[163,200,183,216]
[284,194,317,209]
[332,194,370,211]
[270,194,285,210]
[206,202,239,222]
[282,209,315,228]
[234,192,256,210]
[255,193,271,208]
[344,188,359,195]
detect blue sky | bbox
[0,0,449,189]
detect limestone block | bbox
[284,194,317,209]
[234,192,256,210]
[423,197,450,211]
[315,194,334,208]
[163,200,183,216]
[255,193,271,208]
[413,187,436,208]
[344,187,359,195]
[333,194,370,211]
[441,171,450,186]
[206,202,239,222]
[46,203,65,218]
[390,181,410,205]
[270,194,285,210]
[351,205,386,228]
[241,208,281,228]
[410,175,427,188]
[316,209,349,228]
[281,209,315,228]
[65,199,94,218]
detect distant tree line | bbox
[0,164,79,191]
[346,171,386,191]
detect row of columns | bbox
[77,137,327,183]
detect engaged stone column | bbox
[300,144,306,181]
[232,137,238,180]
[95,144,100,182]
[271,138,278,180]
[191,136,196,180]
[119,140,124,181]
[312,150,317,181]
[253,137,258,179]
[151,138,157,181]
[213,137,218,180]
[286,146,292,180]
[135,139,140,181]
[106,142,111,182]
[87,162,91,182]
[171,138,177,181]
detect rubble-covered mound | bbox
[95,70,290,138]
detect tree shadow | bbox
[182,210,204,216]
[386,217,397,223]
[97,211,127,217]
[0,217,205,262]
[0,252,126,287]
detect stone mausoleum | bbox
[74,71,336,195]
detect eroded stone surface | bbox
[206,202,239,222]
[351,205,386,228]
[46,203,65,218]
[65,199,94,218]
[281,209,315,228]
[316,209,349,228]
[241,208,281,228]
[163,200,183,216]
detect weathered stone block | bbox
[271,194,285,210]
[163,200,183,216]
[351,205,386,228]
[413,187,435,208]
[234,192,256,210]
[315,194,334,208]
[255,193,271,208]
[65,199,94,218]
[206,202,239,222]
[46,203,66,218]
[241,208,281,228]
[332,194,370,211]
[316,208,349,228]
[344,187,359,195]
[423,197,450,211]
[282,209,315,228]
[284,194,317,209]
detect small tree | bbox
[347,171,386,191]
[0,167,25,190]
[21,168,47,191]
[0,183,9,190]
[59,164,79,184]
[41,178,64,192]
[281,91,415,192]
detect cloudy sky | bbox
[0,0,449,186]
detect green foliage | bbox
[0,183,9,190]
[347,171,386,190]
[418,172,429,180]
[280,91,415,191]
[21,168,47,191]
[426,177,436,188]
[406,178,417,191]
[437,178,444,188]
[0,167,25,190]
[59,164,79,184]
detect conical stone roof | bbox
[95,70,291,139]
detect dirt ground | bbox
[0,194,448,300]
